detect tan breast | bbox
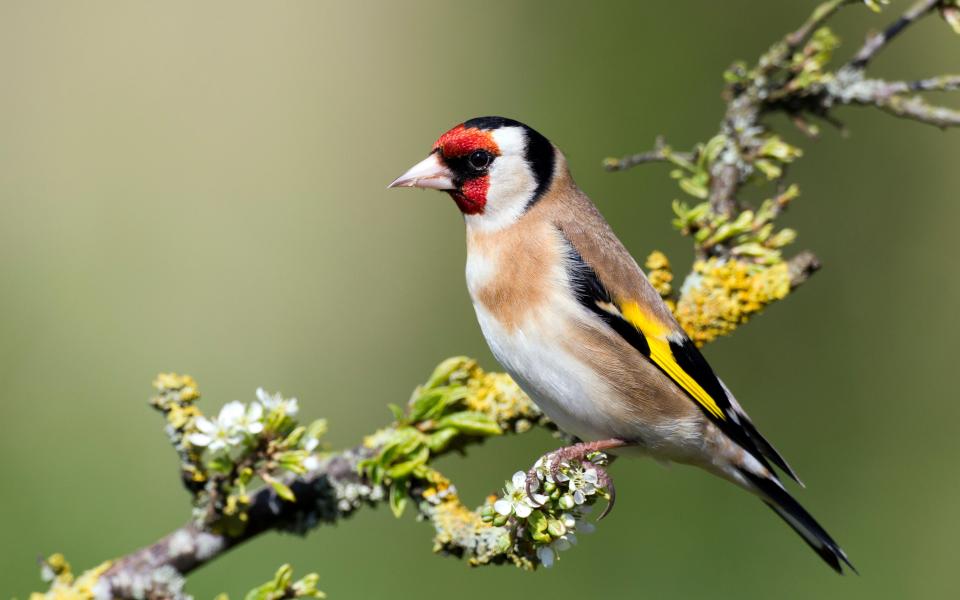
[466,216,564,331]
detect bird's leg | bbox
[525,438,627,520]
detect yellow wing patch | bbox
[619,301,726,420]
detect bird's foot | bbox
[524,438,626,520]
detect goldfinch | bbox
[389,116,854,573]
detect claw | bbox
[525,467,543,506]
[596,469,616,520]
[525,438,627,519]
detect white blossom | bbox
[559,462,599,505]
[537,545,555,568]
[494,471,547,519]
[256,387,299,416]
[188,401,247,451]
[235,401,264,435]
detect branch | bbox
[99,447,372,597]
[847,0,941,69]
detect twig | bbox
[847,0,941,69]
[886,74,960,93]
[785,0,857,50]
[603,136,695,171]
[874,94,960,127]
[787,251,822,288]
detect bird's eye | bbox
[468,149,492,170]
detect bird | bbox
[388,116,854,573]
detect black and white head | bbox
[389,116,558,231]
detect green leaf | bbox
[276,450,309,475]
[754,159,782,180]
[262,473,296,503]
[207,454,234,474]
[426,427,459,453]
[679,176,709,199]
[700,134,727,168]
[434,411,502,437]
[389,478,410,518]
[408,390,446,423]
[424,356,471,389]
[386,444,430,479]
[767,228,797,248]
[283,426,306,449]
[387,403,405,422]
[759,136,802,162]
[243,564,293,600]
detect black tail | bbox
[740,469,856,574]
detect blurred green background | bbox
[1,1,957,598]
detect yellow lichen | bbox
[464,369,539,430]
[31,555,112,600]
[645,250,675,300]
[674,258,791,346]
[152,373,200,400]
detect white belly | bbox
[472,300,623,442]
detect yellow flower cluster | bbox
[674,258,791,346]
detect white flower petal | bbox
[255,387,269,404]
[553,537,571,552]
[573,490,586,505]
[514,502,532,519]
[512,471,527,490]
[247,402,263,421]
[530,493,549,505]
[246,422,264,434]
[187,432,212,446]
[494,499,513,516]
[219,401,245,424]
[286,399,299,416]
[565,533,578,546]
[561,513,576,528]
[584,469,599,484]
[577,521,596,534]
[537,546,555,568]
[194,417,215,434]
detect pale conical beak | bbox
[387,152,456,190]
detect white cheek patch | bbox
[464,127,538,233]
